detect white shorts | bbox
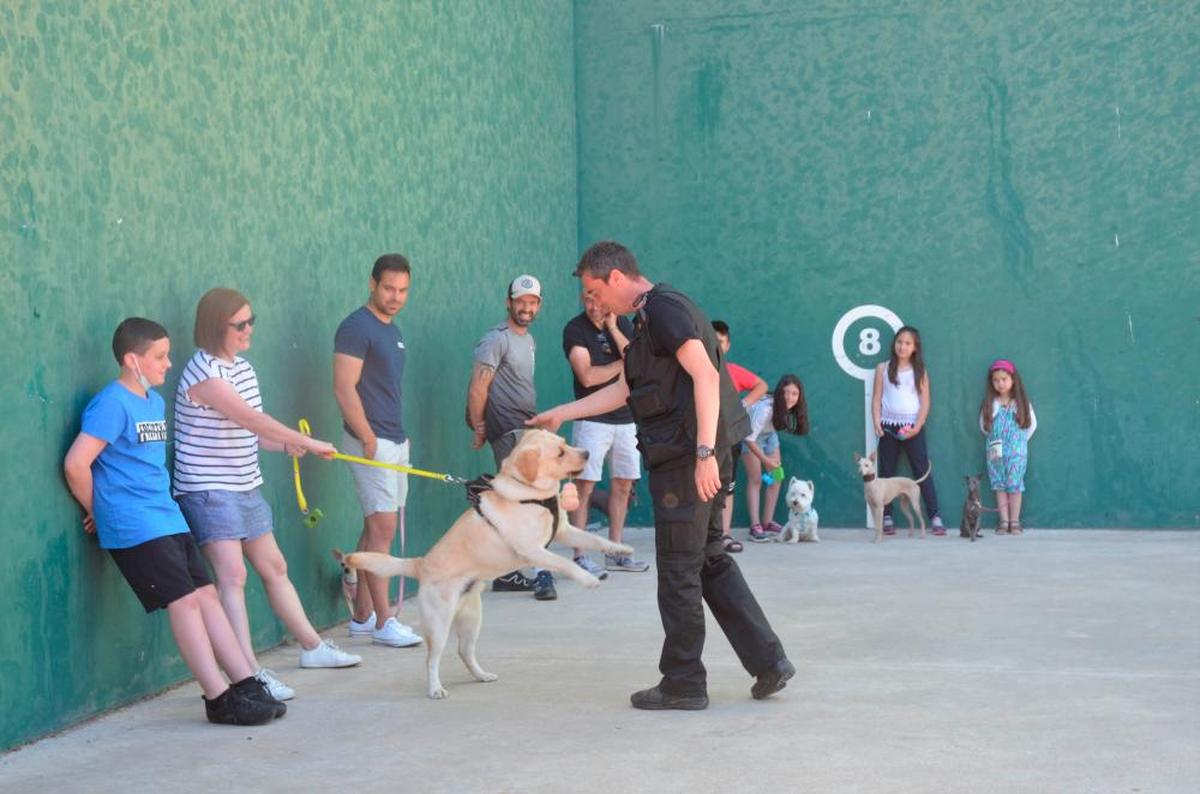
[571,420,641,482]
[342,432,409,516]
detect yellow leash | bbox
[293,418,467,527]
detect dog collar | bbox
[861,474,876,482]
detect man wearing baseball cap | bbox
[465,274,557,601]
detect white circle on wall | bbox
[831,304,904,380]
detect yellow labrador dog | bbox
[338,429,634,699]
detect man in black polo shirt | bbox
[530,241,793,710]
[562,288,648,577]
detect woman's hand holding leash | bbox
[306,437,337,460]
[82,513,96,534]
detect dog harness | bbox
[465,474,559,549]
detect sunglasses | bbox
[227,315,257,332]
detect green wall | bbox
[1,1,577,750]
[4,0,1199,752]
[574,0,1199,529]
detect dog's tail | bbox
[334,549,422,580]
[914,460,933,484]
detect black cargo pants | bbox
[647,447,786,695]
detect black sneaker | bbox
[493,571,535,591]
[533,570,557,601]
[204,686,277,725]
[630,685,708,711]
[751,658,796,700]
[233,676,287,718]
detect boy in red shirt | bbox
[712,321,767,552]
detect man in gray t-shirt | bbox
[473,319,536,454]
[466,275,541,463]
[465,274,556,600]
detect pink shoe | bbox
[764,521,784,534]
[748,524,770,543]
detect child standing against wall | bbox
[871,326,945,534]
[979,359,1037,534]
[744,374,810,542]
[712,320,769,553]
[63,318,283,725]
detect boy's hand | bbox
[284,443,307,458]
[82,513,96,534]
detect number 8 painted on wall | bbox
[858,327,881,356]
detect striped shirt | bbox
[172,350,264,494]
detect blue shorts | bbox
[175,488,274,546]
[753,432,780,456]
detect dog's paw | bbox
[475,671,499,683]
[610,543,635,557]
[428,685,449,700]
[581,573,602,589]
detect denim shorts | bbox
[753,431,780,456]
[175,488,274,547]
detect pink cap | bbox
[989,359,1015,374]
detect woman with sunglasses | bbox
[173,287,361,702]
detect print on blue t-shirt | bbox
[334,306,407,444]
[80,380,190,549]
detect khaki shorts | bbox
[572,420,641,482]
[342,432,409,516]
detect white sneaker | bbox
[373,617,423,647]
[299,639,363,669]
[255,667,295,701]
[349,612,376,636]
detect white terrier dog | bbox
[777,477,820,543]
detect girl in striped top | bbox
[174,288,360,700]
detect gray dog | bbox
[958,474,996,542]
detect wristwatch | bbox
[696,444,715,460]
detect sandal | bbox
[722,535,744,553]
[1009,521,1023,535]
[997,521,1010,535]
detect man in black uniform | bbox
[529,241,793,710]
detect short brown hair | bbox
[194,287,250,355]
[574,240,641,280]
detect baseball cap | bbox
[509,275,542,300]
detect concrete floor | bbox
[3,529,1198,793]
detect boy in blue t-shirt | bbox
[63,317,282,726]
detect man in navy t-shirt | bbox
[333,254,423,648]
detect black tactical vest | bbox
[623,284,750,468]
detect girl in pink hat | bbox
[979,359,1037,534]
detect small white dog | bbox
[777,477,820,543]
